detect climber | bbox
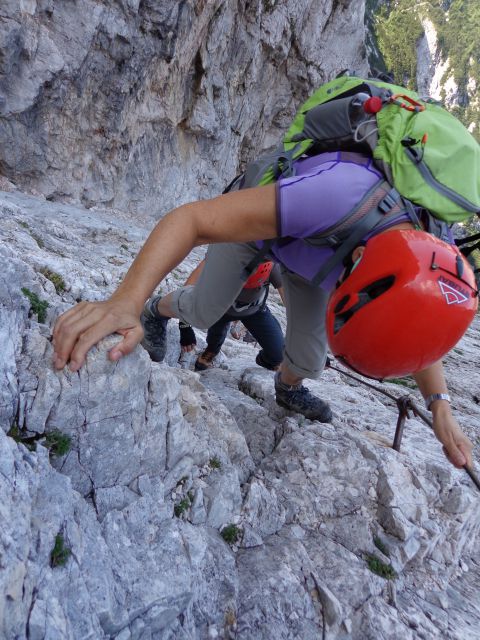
[167,258,285,371]
[52,151,477,470]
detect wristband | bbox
[424,393,451,411]
[179,322,192,329]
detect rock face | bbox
[0,0,367,216]
[1,189,480,639]
[1,2,480,638]
[416,17,457,106]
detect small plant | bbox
[44,430,71,457]
[373,536,390,557]
[221,524,240,544]
[31,233,45,249]
[209,457,222,470]
[387,377,417,390]
[120,244,128,251]
[7,422,36,451]
[365,553,397,580]
[7,422,21,442]
[50,534,71,568]
[174,497,191,517]
[19,221,29,229]
[39,267,66,294]
[21,287,49,323]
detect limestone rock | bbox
[0,1,368,216]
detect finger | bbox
[457,441,473,469]
[442,441,467,469]
[109,326,144,361]
[69,318,136,371]
[53,305,103,370]
[58,307,124,371]
[52,301,90,341]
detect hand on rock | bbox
[52,299,144,372]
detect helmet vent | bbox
[334,295,350,314]
[333,275,395,334]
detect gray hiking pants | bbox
[169,242,329,379]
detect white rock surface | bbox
[0,0,367,217]
[1,188,480,639]
[1,2,480,638]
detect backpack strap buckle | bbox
[378,188,400,213]
[325,234,342,248]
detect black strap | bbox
[309,184,404,287]
[456,232,480,246]
[459,240,480,258]
[456,232,480,258]
[222,173,244,194]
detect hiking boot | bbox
[195,350,217,371]
[274,372,332,422]
[141,295,169,362]
[255,351,280,372]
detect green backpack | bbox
[240,74,480,225]
[232,74,480,285]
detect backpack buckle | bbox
[325,234,342,247]
[378,189,399,213]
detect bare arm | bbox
[413,361,473,469]
[53,185,277,371]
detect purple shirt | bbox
[268,151,410,291]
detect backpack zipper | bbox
[404,147,479,213]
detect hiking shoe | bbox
[195,350,217,371]
[274,372,332,422]
[255,351,280,372]
[141,295,169,362]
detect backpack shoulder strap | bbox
[309,181,406,287]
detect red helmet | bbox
[244,261,274,289]
[326,230,478,379]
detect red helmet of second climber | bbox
[244,261,274,289]
[326,229,479,379]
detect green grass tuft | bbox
[50,534,71,568]
[39,267,66,294]
[174,497,191,517]
[44,430,71,457]
[21,287,49,323]
[221,524,240,544]
[366,553,397,580]
[387,377,417,390]
[209,457,222,470]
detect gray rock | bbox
[0,0,368,216]
[1,3,480,638]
